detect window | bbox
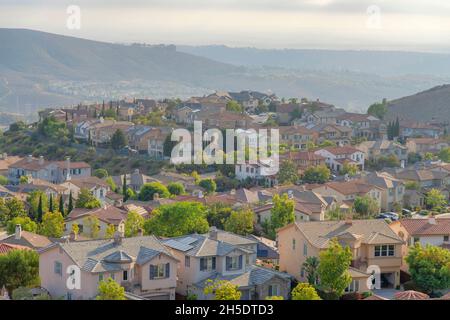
[292,239,296,250]
[150,263,170,279]
[54,261,62,276]
[345,280,360,293]
[374,245,395,257]
[98,274,104,282]
[444,236,449,242]
[200,257,216,271]
[226,255,242,271]
[185,256,190,268]
[413,237,420,243]
[123,270,128,281]
[110,273,115,280]
[268,284,280,297]
[303,243,308,256]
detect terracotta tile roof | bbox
[66,205,127,226]
[322,179,380,196]
[0,231,52,249]
[397,218,450,236]
[337,112,376,122]
[0,243,31,255]
[288,151,325,161]
[66,176,109,189]
[0,156,23,171]
[394,290,429,300]
[320,146,361,155]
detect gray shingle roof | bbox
[45,236,174,273]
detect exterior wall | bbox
[138,254,178,300]
[64,217,125,239]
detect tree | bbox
[438,147,450,163]
[203,280,241,300]
[167,182,185,195]
[124,210,144,237]
[48,194,54,213]
[206,203,232,230]
[317,239,352,300]
[278,160,299,185]
[0,250,40,294]
[302,165,330,184]
[291,283,321,300]
[83,216,100,239]
[318,140,337,148]
[122,174,128,201]
[96,278,126,300]
[105,176,117,192]
[144,202,209,237]
[424,152,434,161]
[68,191,74,213]
[226,100,243,113]
[19,176,29,184]
[110,129,127,150]
[6,217,37,234]
[353,195,380,218]
[94,168,109,179]
[58,194,65,216]
[39,211,65,237]
[138,182,170,201]
[367,100,387,120]
[76,188,101,209]
[340,162,358,177]
[199,179,217,194]
[408,152,422,164]
[27,191,48,222]
[71,223,79,235]
[302,256,320,285]
[37,194,44,223]
[0,198,27,225]
[0,175,8,185]
[224,208,254,235]
[406,243,450,294]
[425,188,447,211]
[264,194,295,239]
[105,224,115,238]
[405,181,420,191]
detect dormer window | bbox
[200,257,216,271]
[226,255,242,271]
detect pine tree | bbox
[49,194,54,212]
[37,194,43,223]
[109,101,113,110]
[59,194,65,216]
[395,117,400,137]
[68,191,74,214]
[88,130,92,145]
[94,109,97,118]
[123,174,128,202]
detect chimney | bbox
[27,155,32,163]
[113,231,123,245]
[39,155,44,165]
[209,226,218,240]
[153,193,159,200]
[69,230,77,242]
[428,216,436,225]
[15,224,22,240]
[66,157,71,181]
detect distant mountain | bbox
[178,45,450,77]
[385,84,450,122]
[1,29,450,117]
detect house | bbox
[357,140,408,167]
[0,225,52,250]
[112,169,157,193]
[309,124,352,146]
[64,205,127,239]
[235,159,279,187]
[278,219,404,289]
[0,243,31,255]
[400,121,443,139]
[246,235,279,265]
[60,176,110,203]
[279,126,318,150]
[126,125,153,153]
[314,146,365,172]
[285,150,326,172]
[304,108,346,125]
[148,127,171,160]
[253,201,324,226]
[162,228,291,300]
[362,172,405,212]
[395,169,450,189]
[275,103,302,125]
[390,217,450,263]
[336,113,383,140]
[8,156,91,184]
[196,110,255,129]
[38,233,178,300]
[403,189,425,209]
[88,119,134,146]
[74,120,97,140]
[0,154,22,176]
[406,138,450,155]
[311,180,382,211]
[6,178,67,198]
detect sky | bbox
[1,0,450,51]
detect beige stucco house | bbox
[277,219,404,291]
[38,233,178,300]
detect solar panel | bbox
[178,237,198,245]
[164,239,194,252]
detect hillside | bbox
[385,85,450,122]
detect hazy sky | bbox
[1,0,450,51]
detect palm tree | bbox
[302,256,320,285]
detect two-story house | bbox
[309,124,352,146]
[362,172,405,212]
[285,150,326,173]
[279,126,318,150]
[162,228,291,300]
[60,176,110,203]
[38,233,178,300]
[357,140,408,167]
[314,146,365,172]
[336,113,382,140]
[278,219,404,290]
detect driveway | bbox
[373,289,401,300]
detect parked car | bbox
[402,208,413,217]
[376,212,399,221]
